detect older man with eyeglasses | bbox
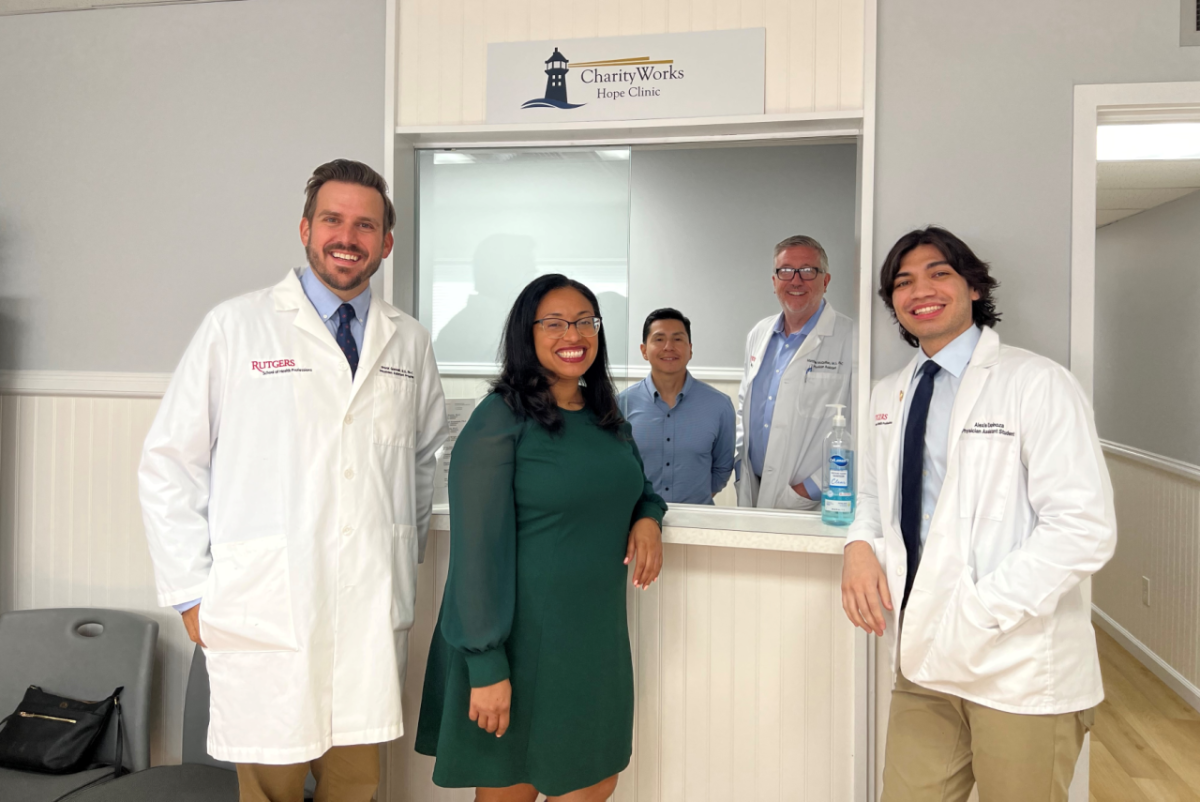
[735,235,855,511]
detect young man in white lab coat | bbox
[736,234,855,511]
[140,160,449,802]
[841,227,1116,801]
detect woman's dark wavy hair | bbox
[491,274,624,435]
[878,226,1002,349]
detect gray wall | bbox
[0,0,385,372]
[1095,190,1200,466]
[629,143,858,370]
[873,0,1200,379]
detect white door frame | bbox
[1070,80,1200,400]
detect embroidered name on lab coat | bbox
[806,358,843,372]
[962,421,1015,437]
[380,365,415,379]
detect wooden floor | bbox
[1091,627,1200,801]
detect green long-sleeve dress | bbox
[415,393,667,795]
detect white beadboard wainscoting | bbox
[0,391,195,767]
[382,520,858,802]
[1093,442,1200,712]
[394,0,866,127]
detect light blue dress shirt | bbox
[748,301,825,499]
[898,325,982,549]
[172,269,372,615]
[619,372,736,505]
[299,267,371,355]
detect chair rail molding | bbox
[0,371,172,398]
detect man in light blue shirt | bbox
[736,234,855,510]
[843,227,1113,802]
[747,298,826,500]
[620,308,735,505]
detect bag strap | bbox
[110,686,126,777]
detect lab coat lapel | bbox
[350,292,398,400]
[792,301,837,364]
[885,353,921,529]
[272,269,342,353]
[945,327,1000,468]
[747,320,775,385]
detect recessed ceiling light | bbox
[433,152,476,165]
[1097,123,1200,161]
[595,149,631,161]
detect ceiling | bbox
[1096,159,1200,227]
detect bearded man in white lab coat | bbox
[140,160,449,802]
[841,226,1116,801]
[735,234,855,510]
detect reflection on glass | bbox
[416,143,860,517]
[418,148,630,371]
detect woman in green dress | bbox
[416,274,667,801]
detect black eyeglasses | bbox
[534,316,603,338]
[774,266,823,282]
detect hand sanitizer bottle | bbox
[822,404,855,525]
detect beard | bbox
[306,241,382,294]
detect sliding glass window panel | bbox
[417,147,631,379]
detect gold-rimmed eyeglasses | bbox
[534,316,603,338]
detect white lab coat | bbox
[735,302,855,510]
[847,327,1116,714]
[139,268,449,763]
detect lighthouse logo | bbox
[521,48,585,109]
[520,47,685,111]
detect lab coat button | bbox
[342,525,353,536]
[895,566,904,576]
[344,414,354,425]
[344,468,355,480]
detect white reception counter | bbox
[379,506,867,802]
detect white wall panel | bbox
[395,0,866,126]
[0,394,196,767]
[384,530,856,801]
[1094,451,1200,690]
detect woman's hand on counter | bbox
[469,679,512,738]
[841,540,892,637]
[625,517,663,590]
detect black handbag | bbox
[0,684,125,775]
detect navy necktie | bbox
[900,360,941,609]
[335,303,359,378]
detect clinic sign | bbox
[486,29,765,124]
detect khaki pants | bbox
[236,744,380,802]
[882,671,1093,802]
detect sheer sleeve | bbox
[440,394,523,688]
[624,423,668,526]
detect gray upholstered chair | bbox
[0,608,158,802]
[61,645,315,801]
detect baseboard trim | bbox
[1092,605,1200,714]
[0,370,172,398]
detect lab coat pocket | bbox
[803,373,848,415]
[918,569,1044,699]
[390,524,419,631]
[199,535,298,653]
[956,434,1016,521]
[917,570,1002,685]
[373,376,416,448]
